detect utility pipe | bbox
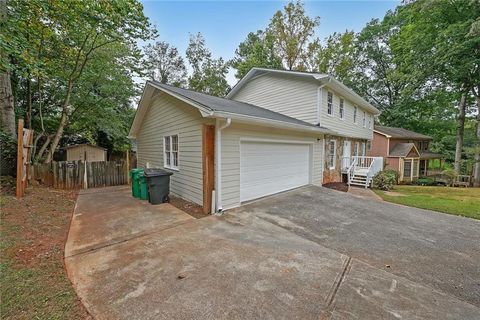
[215,117,231,213]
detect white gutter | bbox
[316,78,331,126]
[210,111,334,135]
[215,117,232,213]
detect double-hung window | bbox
[353,106,357,123]
[368,115,372,129]
[164,135,179,169]
[339,98,344,119]
[327,92,333,115]
[328,140,336,169]
[362,111,366,128]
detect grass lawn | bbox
[374,185,480,220]
[0,178,90,319]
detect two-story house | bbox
[128,68,380,214]
[367,125,443,182]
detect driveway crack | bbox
[321,256,352,319]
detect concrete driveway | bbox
[65,186,480,319]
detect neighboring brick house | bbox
[367,125,443,182]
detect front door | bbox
[342,140,351,170]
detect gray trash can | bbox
[144,168,173,205]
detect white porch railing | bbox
[346,156,384,188]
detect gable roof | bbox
[226,67,380,115]
[128,81,334,138]
[389,143,419,157]
[375,125,432,140]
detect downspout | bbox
[215,117,232,214]
[316,77,332,126]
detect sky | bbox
[140,0,401,86]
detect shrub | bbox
[441,168,458,186]
[383,169,400,184]
[372,170,398,191]
[0,130,16,176]
[415,177,435,186]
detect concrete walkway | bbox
[347,185,383,201]
[65,186,480,319]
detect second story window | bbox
[327,92,333,115]
[353,106,357,123]
[362,111,366,128]
[339,98,344,119]
[417,141,429,151]
[368,115,372,129]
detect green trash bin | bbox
[138,172,148,200]
[129,168,143,198]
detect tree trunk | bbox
[474,94,480,187]
[36,134,51,162]
[45,109,68,163]
[454,92,467,174]
[0,70,16,138]
[26,77,32,129]
[44,81,73,163]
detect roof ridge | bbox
[150,80,329,129]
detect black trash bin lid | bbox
[144,168,173,177]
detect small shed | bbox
[65,144,107,162]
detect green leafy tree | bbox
[268,1,320,70]
[390,0,480,173]
[186,33,230,97]
[231,30,283,79]
[143,41,187,87]
[5,0,154,163]
[316,31,357,85]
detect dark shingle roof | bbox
[419,151,443,159]
[375,125,432,140]
[389,143,418,157]
[152,81,330,131]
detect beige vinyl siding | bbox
[230,73,318,124]
[320,88,373,140]
[136,94,209,205]
[66,145,106,161]
[220,123,324,210]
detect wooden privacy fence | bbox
[34,160,128,190]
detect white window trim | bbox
[362,111,366,128]
[354,142,359,156]
[339,98,345,120]
[163,134,180,171]
[327,91,334,117]
[328,140,336,169]
[368,115,372,129]
[353,106,358,124]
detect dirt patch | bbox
[169,195,209,219]
[322,182,349,192]
[384,191,407,197]
[0,175,16,196]
[1,181,91,319]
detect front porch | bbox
[342,156,384,188]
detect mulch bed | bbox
[0,180,91,319]
[169,195,209,219]
[322,182,349,192]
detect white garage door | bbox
[240,141,311,202]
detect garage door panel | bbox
[240,141,310,202]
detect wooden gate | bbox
[34,160,128,190]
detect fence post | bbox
[16,119,24,198]
[83,160,88,189]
